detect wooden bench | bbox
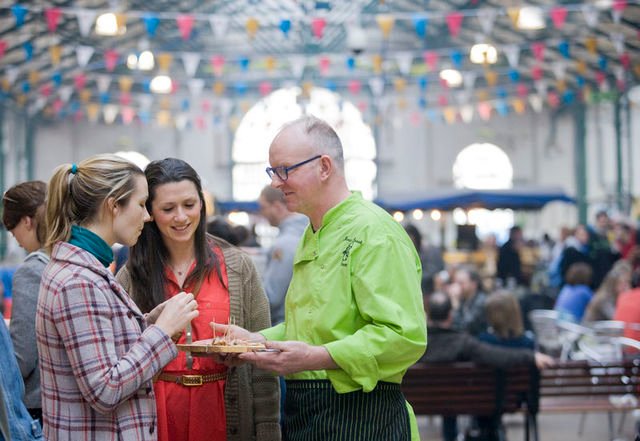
[402,358,640,441]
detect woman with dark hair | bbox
[37,154,198,441]
[118,158,280,441]
[2,181,48,425]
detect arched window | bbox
[231,87,377,201]
[452,143,514,240]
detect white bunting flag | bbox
[289,55,306,78]
[76,45,94,68]
[477,8,497,35]
[182,52,201,77]
[503,44,520,68]
[463,71,477,90]
[76,9,97,37]
[208,15,230,39]
[188,78,205,96]
[368,77,385,96]
[528,94,543,113]
[58,85,73,102]
[6,66,20,85]
[395,52,414,76]
[96,75,111,93]
[581,4,599,27]
[103,104,119,124]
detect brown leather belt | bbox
[156,372,227,387]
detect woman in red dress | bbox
[118,158,280,441]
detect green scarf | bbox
[69,225,114,267]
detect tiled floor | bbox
[418,411,639,441]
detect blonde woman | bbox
[37,154,198,440]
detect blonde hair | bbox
[45,154,144,252]
[485,290,525,339]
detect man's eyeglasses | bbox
[265,155,321,181]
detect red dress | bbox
[156,249,229,441]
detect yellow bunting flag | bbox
[396,97,407,109]
[79,89,92,103]
[633,63,640,78]
[213,81,225,96]
[265,56,276,72]
[115,13,127,31]
[28,71,40,87]
[229,116,240,131]
[576,60,587,75]
[16,94,27,107]
[86,103,100,122]
[512,98,526,114]
[246,18,259,39]
[556,79,567,93]
[507,8,520,28]
[583,85,593,103]
[476,89,489,101]
[49,45,62,66]
[301,81,314,98]
[585,37,598,55]
[443,107,457,124]
[160,97,171,110]
[393,77,406,93]
[156,110,172,127]
[485,70,498,87]
[156,53,173,72]
[372,54,383,74]
[119,76,133,93]
[376,15,395,39]
[1,78,9,92]
[239,100,251,113]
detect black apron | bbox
[284,380,410,441]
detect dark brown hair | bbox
[484,290,524,339]
[565,262,593,286]
[2,180,47,243]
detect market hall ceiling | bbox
[0,0,638,121]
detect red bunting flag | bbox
[613,0,627,11]
[120,93,131,106]
[318,56,330,75]
[52,99,64,114]
[438,94,448,106]
[621,53,630,69]
[104,50,119,71]
[516,83,528,98]
[311,17,326,39]
[549,7,568,29]
[446,12,463,37]
[40,84,52,97]
[595,71,606,86]
[176,15,195,40]
[0,40,6,60]
[44,8,62,33]
[531,42,545,61]
[547,91,560,108]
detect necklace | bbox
[169,259,194,277]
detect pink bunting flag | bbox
[52,99,64,114]
[120,93,131,106]
[446,12,464,37]
[195,115,206,131]
[478,102,492,120]
[621,53,630,69]
[438,94,448,107]
[104,50,119,71]
[439,77,449,89]
[547,91,560,108]
[318,56,330,75]
[595,71,606,86]
[423,51,439,71]
[409,111,422,127]
[74,110,84,123]
[516,83,529,98]
[613,0,627,11]
[40,84,52,98]
[348,79,361,94]
[176,15,195,41]
[201,99,212,113]
[532,65,543,81]
[74,73,87,90]
[211,55,225,76]
[549,7,568,29]
[44,8,62,33]
[531,42,545,61]
[616,78,626,91]
[121,106,135,124]
[356,101,368,113]
[311,17,326,39]
[0,40,6,60]
[259,81,273,96]
[171,80,179,94]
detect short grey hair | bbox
[284,115,344,170]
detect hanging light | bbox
[412,209,424,220]
[95,13,126,36]
[517,7,546,30]
[440,69,463,88]
[137,50,155,70]
[430,210,442,221]
[150,75,172,94]
[393,211,405,222]
[470,43,498,64]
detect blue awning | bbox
[374,187,576,212]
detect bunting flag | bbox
[76,45,94,68]
[58,85,73,102]
[550,7,568,29]
[0,41,6,60]
[209,15,230,39]
[258,81,273,96]
[503,45,520,68]
[289,55,306,78]
[75,10,96,36]
[318,56,330,75]
[423,51,439,71]
[581,4,599,27]
[477,8,497,35]
[412,15,427,38]
[188,78,205,96]
[211,55,225,76]
[176,15,195,41]
[531,42,545,61]
[11,5,28,28]
[376,15,395,39]
[23,42,33,61]
[395,52,414,76]
[74,73,87,90]
[44,8,62,33]
[119,76,133,93]
[143,15,160,37]
[96,75,111,93]
[104,50,119,72]
[157,53,173,72]
[369,77,385,96]
[348,79,361,94]
[506,8,520,28]
[49,45,62,66]
[311,17,327,39]
[182,52,201,77]
[446,12,464,37]
[245,17,259,39]
[279,19,292,38]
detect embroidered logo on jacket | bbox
[341,236,363,266]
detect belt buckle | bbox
[181,375,203,386]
